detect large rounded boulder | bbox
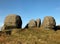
[36,18,41,27]
[42,16,56,29]
[4,14,22,29]
[28,19,36,28]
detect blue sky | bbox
[0,0,60,27]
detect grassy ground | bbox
[0,28,60,44]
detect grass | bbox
[0,28,60,44]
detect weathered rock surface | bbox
[36,18,41,27]
[42,16,56,29]
[3,14,22,29]
[28,19,37,28]
[24,18,41,28]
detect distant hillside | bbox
[0,28,60,44]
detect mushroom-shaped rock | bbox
[4,14,22,29]
[36,18,41,27]
[28,19,36,28]
[42,16,56,29]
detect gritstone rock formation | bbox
[24,18,41,29]
[36,18,41,27]
[3,14,22,29]
[28,19,37,28]
[42,16,56,29]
